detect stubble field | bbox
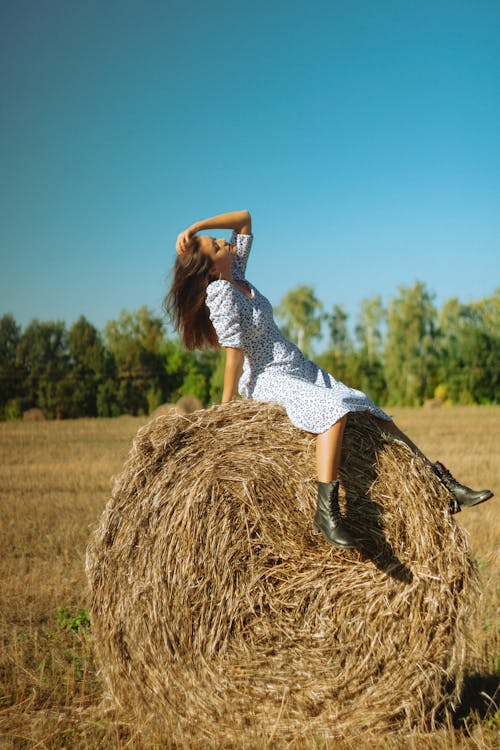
[0,406,498,749]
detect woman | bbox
[166,210,493,549]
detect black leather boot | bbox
[314,480,356,548]
[433,461,494,508]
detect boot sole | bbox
[313,523,356,549]
[460,490,494,508]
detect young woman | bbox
[166,210,493,549]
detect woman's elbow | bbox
[240,210,252,233]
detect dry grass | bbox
[0,406,498,749]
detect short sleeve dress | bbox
[205,232,392,434]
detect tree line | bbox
[1,283,499,420]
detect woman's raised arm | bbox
[177,210,252,254]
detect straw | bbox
[86,401,479,745]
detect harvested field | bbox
[0,406,498,749]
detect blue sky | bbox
[1,0,499,341]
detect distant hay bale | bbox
[175,394,204,413]
[22,407,45,422]
[150,396,204,420]
[86,401,479,745]
[424,398,445,409]
[149,403,177,419]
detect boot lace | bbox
[329,496,342,526]
[435,463,461,513]
[436,462,459,490]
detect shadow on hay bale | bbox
[86,401,479,744]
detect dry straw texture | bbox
[86,401,480,746]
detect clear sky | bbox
[1,0,499,338]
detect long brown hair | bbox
[164,237,219,350]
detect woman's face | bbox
[197,235,235,278]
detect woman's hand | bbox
[176,226,197,255]
[176,211,251,255]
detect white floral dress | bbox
[205,232,392,434]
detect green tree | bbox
[188,349,222,405]
[17,319,70,417]
[96,378,122,417]
[317,304,353,386]
[59,316,117,418]
[438,292,500,404]
[275,285,323,357]
[179,369,207,402]
[475,287,500,335]
[162,339,221,406]
[162,338,196,403]
[104,307,167,415]
[354,296,387,404]
[0,314,23,418]
[327,304,351,358]
[384,282,438,406]
[355,296,385,367]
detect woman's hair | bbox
[164,237,219,350]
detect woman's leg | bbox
[316,415,347,481]
[315,414,426,479]
[314,416,355,548]
[372,417,430,464]
[372,416,493,508]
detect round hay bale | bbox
[86,401,479,745]
[149,403,177,419]
[424,398,445,409]
[175,394,204,414]
[22,407,46,422]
